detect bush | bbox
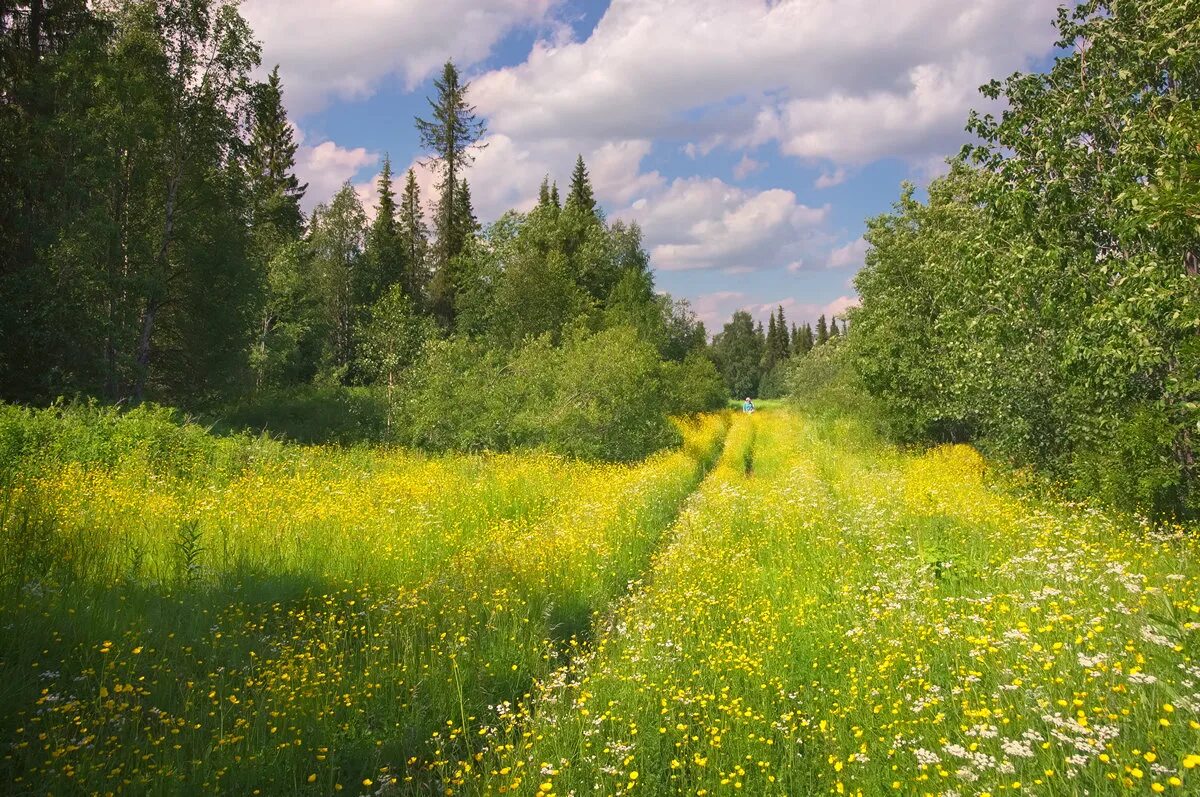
[661,352,728,416]
[787,340,882,429]
[395,326,683,462]
[542,326,680,461]
[396,338,516,453]
[1070,403,1188,518]
[219,386,389,445]
[0,401,275,485]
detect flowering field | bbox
[0,406,726,794]
[3,406,1200,796]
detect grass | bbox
[459,410,1200,796]
[0,403,728,794]
[2,403,1200,796]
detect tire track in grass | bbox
[453,411,772,796]
[399,414,733,792]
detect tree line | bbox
[710,306,844,399]
[1,1,730,453]
[845,0,1200,516]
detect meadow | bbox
[2,403,1200,796]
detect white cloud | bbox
[826,237,869,270]
[297,139,379,213]
[733,154,764,180]
[614,177,828,273]
[751,55,997,163]
[693,291,858,332]
[471,0,1059,166]
[242,0,558,116]
[814,168,847,189]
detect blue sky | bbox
[241,0,1064,332]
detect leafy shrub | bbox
[396,326,684,461]
[395,338,516,453]
[0,401,274,484]
[1071,403,1188,518]
[661,352,728,416]
[542,326,680,461]
[219,386,389,445]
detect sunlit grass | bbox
[460,410,1200,797]
[4,404,1200,796]
[0,409,728,794]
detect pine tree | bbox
[764,313,779,372]
[774,306,790,361]
[398,168,430,305]
[248,66,306,236]
[364,155,404,303]
[566,154,597,214]
[816,314,829,345]
[415,60,486,328]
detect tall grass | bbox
[0,403,728,794]
[459,409,1200,797]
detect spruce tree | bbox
[550,181,561,209]
[415,60,486,328]
[247,65,308,390]
[538,175,551,207]
[829,316,840,338]
[763,314,779,373]
[816,314,829,345]
[248,66,306,237]
[455,177,478,239]
[566,154,597,214]
[364,155,404,303]
[398,168,430,305]
[774,306,790,361]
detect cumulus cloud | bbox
[296,137,379,213]
[471,0,1059,165]
[826,237,869,270]
[693,291,859,332]
[614,177,828,273]
[733,154,764,180]
[814,168,847,189]
[241,0,557,116]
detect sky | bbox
[239,0,1064,333]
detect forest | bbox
[1,0,841,461]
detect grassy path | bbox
[458,408,1200,797]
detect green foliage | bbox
[396,327,684,461]
[1071,403,1188,518]
[0,401,275,484]
[711,310,764,398]
[308,184,369,385]
[661,352,728,415]
[851,0,1200,515]
[220,386,389,445]
[541,326,681,461]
